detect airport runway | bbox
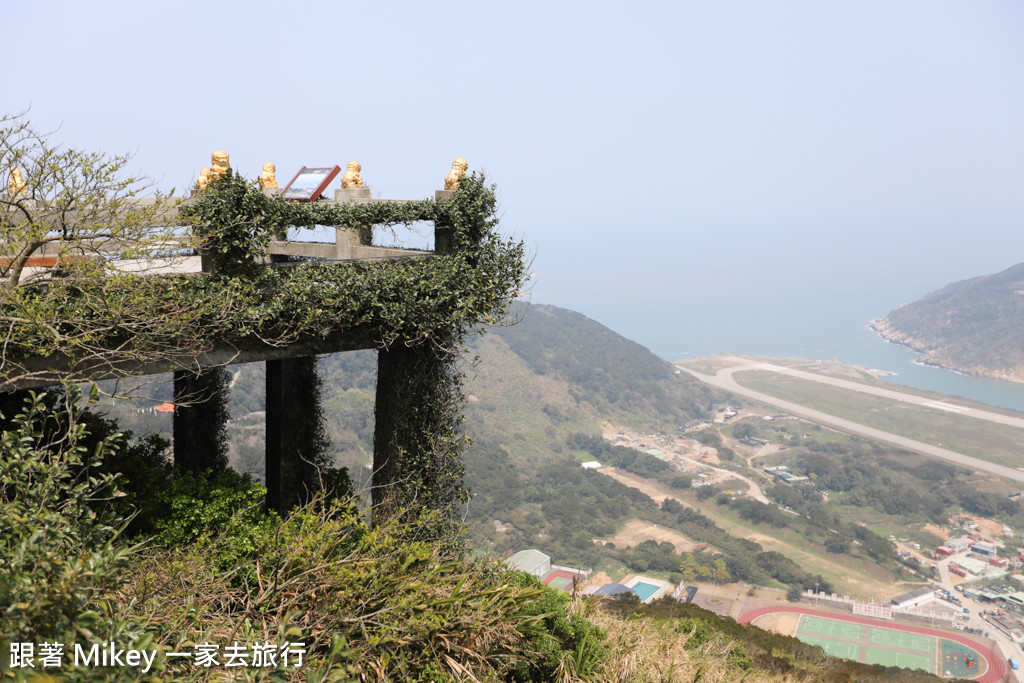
[678,358,1024,485]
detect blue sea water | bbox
[574,296,1024,414]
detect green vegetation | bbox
[783,434,1022,526]
[104,302,1013,602]
[2,116,974,682]
[567,433,684,485]
[876,260,1024,379]
[741,415,1024,547]
[464,442,658,563]
[3,388,950,682]
[562,426,925,594]
[492,304,720,431]
[0,390,611,681]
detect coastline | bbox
[869,318,1024,386]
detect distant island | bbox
[873,261,1024,383]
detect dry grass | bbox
[582,602,782,683]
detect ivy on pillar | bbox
[265,359,283,514]
[172,367,230,473]
[371,340,468,534]
[279,356,336,510]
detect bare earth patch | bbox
[597,467,894,599]
[751,612,800,636]
[922,523,950,539]
[581,571,613,591]
[601,519,698,552]
[972,514,1011,542]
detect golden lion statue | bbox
[258,162,277,188]
[210,150,230,180]
[195,167,212,190]
[444,157,468,190]
[7,168,27,196]
[341,161,363,189]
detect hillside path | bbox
[682,455,770,504]
[678,358,1024,485]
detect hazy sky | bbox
[8,1,1024,349]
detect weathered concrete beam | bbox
[2,330,381,392]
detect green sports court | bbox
[742,607,1001,680]
[798,615,863,640]
[864,646,933,672]
[868,627,933,653]
[797,635,859,660]
[791,614,987,677]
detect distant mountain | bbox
[873,262,1024,382]
[476,303,719,434]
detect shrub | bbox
[0,389,133,642]
[150,467,275,549]
[0,388,166,681]
[118,502,608,682]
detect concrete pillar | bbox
[172,371,190,468]
[334,188,371,203]
[173,368,229,473]
[434,190,455,255]
[265,359,283,513]
[371,344,410,519]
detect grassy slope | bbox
[488,304,720,431]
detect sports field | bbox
[795,616,937,674]
[864,646,933,672]
[799,615,863,640]
[798,635,859,659]
[869,627,932,653]
[739,605,1003,682]
[541,570,579,593]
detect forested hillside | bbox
[489,304,716,425]
[874,261,1024,382]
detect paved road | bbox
[677,360,1024,486]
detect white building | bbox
[890,587,935,610]
[505,549,551,578]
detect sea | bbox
[572,295,1024,415]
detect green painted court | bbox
[790,614,991,678]
[745,608,1001,680]
[798,635,859,659]
[864,646,933,672]
[869,627,933,653]
[798,615,863,640]
[795,615,939,676]
[546,576,572,590]
[941,639,983,678]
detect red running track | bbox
[738,605,1006,683]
